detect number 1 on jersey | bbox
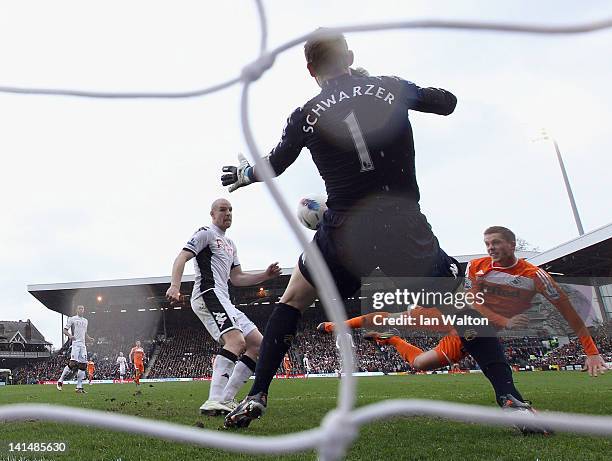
[343,111,374,172]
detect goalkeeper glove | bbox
[221,153,254,193]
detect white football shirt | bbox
[65,315,88,344]
[336,333,355,350]
[183,223,240,300]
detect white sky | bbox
[1,1,610,349]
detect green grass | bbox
[0,372,611,460]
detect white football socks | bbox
[58,365,71,383]
[222,357,256,401]
[209,352,236,401]
[76,369,85,389]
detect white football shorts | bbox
[191,288,257,343]
[70,343,88,363]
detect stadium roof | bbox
[27,269,293,316]
[527,223,612,280]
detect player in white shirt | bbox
[302,355,311,378]
[56,305,94,393]
[166,198,281,415]
[336,333,355,378]
[116,352,127,383]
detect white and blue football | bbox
[297,194,327,230]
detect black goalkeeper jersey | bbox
[264,73,456,211]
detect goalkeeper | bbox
[220,31,515,430]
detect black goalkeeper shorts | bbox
[298,196,462,299]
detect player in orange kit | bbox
[86,360,95,385]
[320,226,607,433]
[129,340,146,387]
[321,226,607,376]
[282,354,292,378]
[388,227,603,375]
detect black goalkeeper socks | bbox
[460,335,524,406]
[249,303,302,396]
[483,362,525,406]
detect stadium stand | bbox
[11,303,611,383]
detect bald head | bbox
[210,198,233,231]
[211,198,231,212]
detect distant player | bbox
[335,332,355,378]
[302,355,311,378]
[166,198,281,416]
[56,305,94,393]
[282,354,292,377]
[116,352,127,383]
[129,340,146,387]
[87,360,95,385]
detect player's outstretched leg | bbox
[365,329,467,372]
[319,307,452,335]
[363,329,433,368]
[317,312,391,334]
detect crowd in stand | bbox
[528,325,612,368]
[148,326,217,379]
[12,309,612,384]
[14,354,68,384]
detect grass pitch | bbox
[0,372,611,460]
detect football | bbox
[297,194,327,230]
